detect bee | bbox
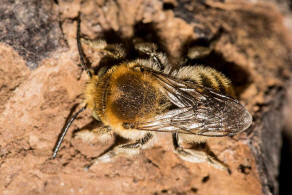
[52,14,252,171]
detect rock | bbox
[1,0,291,194]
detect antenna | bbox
[52,104,87,158]
[76,12,92,78]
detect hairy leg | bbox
[76,14,126,77]
[172,133,230,173]
[187,46,212,59]
[74,125,113,144]
[81,39,126,60]
[134,42,168,71]
[88,133,154,166]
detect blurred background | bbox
[280,81,292,195]
[272,0,292,194]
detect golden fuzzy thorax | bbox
[85,63,161,131]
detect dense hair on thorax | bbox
[85,63,165,129]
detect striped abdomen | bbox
[174,66,235,97]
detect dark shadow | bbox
[181,35,252,97]
[89,22,169,74]
[279,130,292,195]
[238,164,252,175]
[99,21,167,53]
[201,175,210,183]
[133,22,165,51]
[88,29,135,74]
[189,51,251,96]
[163,2,175,10]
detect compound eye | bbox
[133,66,145,72]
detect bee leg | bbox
[134,42,167,71]
[76,14,125,77]
[74,125,113,144]
[90,133,154,165]
[187,45,212,60]
[186,28,223,60]
[172,133,230,173]
[80,39,126,60]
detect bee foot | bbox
[83,163,93,170]
[84,152,114,169]
[175,147,207,163]
[175,148,229,172]
[94,152,114,163]
[207,157,230,173]
[74,130,96,143]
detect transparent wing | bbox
[135,72,252,137]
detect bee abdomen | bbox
[175,66,235,97]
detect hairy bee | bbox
[52,15,252,171]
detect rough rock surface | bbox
[0,0,292,195]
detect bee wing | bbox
[135,73,252,136]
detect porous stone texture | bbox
[0,0,291,195]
